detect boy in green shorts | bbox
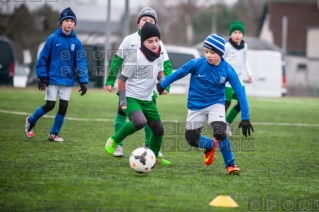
[105,22,170,165]
[105,7,172,157]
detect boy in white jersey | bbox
[157,34,254,175]
[105,22,171,165]
[223,21,252,136]
[105,7,172,158]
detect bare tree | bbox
[232,0,265,36]
[149,0,200,46]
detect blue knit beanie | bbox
[203,34,225,58]
[59,7,77,25]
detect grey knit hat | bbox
[136,7,158,24]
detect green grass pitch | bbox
[0,88,319,212]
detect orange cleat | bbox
[204,138,218,166]
[226,165,241,175]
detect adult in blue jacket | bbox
[24,7,88,142]
[157,34,254,175]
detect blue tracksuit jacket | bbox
[161,57,250,120]
[36,27,88,86]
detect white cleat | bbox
[25,116,35,139]
[48,134,64,142]
[143,142,164,158]
[113,145,124,157]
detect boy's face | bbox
[61,19,75,33]
[230,30,243,44]
[204,47,221,66]
[138,16,155,29]
[143,36,160,53]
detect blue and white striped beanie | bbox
[203,34,225,58]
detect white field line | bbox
[255,98,319,106]
[1,109,319,127]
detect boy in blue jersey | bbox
[157,34,254,175]
[24,7,88,142]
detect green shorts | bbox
[225,86,245,101]
[124,97,160,121]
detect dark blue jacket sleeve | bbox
[36,36,54,79]
[75,42,89,84]
[227,65,250,120]
[161,59,195,88]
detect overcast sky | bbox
[4,0,238,21]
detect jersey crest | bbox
[219,77,226,84]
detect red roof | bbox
[268,2,319,54]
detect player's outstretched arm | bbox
[228,66,254,137]
[105,54,124,90]
[159,59,195,94]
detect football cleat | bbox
[25,116,35,139]
[113,145,124,157]
[226,165,241,175]
[48,134,64,142]
[156,158,171,165]
[105,137,117,155]
[143,142,164,158]
[204,138,218,166]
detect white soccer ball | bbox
[129,147,156,174]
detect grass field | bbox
[1,87,319,212]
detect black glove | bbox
[78,83,87,96]
[38,78,48,91]
[156,83,165,95]
[238,120,254,137]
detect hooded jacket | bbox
[36,28,88,86]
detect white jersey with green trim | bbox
[116,31,169,62]
[223,42,252,87]
[121,49,165,101]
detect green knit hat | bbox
[229,21,245,35]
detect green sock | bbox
[114,114,127,146]
[112,121,136,144]
[143,124,152,147]
[149,134,163,157]
[226,107,240,124]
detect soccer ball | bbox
[129,147,156,174]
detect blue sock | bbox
[50,113,65,135]
[198,135,213,150]
[28,106,46,124]
[218,137,235,167]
